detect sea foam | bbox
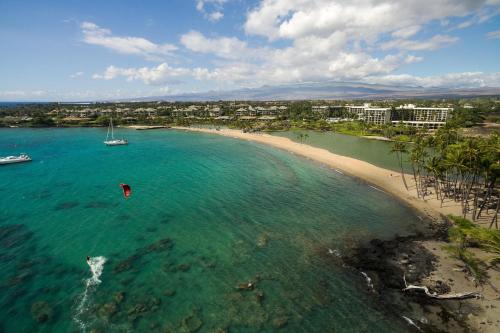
[74,256,107,331]
[87,256,106,286]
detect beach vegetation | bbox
[390,141,409,190]
[443,244,487,282]
[445,215,500,282]
[30,113,55,127]
[394,128,499,228]
[448,216,500,265]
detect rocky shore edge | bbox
[339,216,499,332]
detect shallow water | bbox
[0,128,419,332]
[272,130,412,172]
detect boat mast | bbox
[110,117,114,140]
[106,118,111,141]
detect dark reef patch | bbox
[0,224,33,249]
[28,189,52,200]
[54,201,79,211]
[114,238,174,274]
[84,201,118,209]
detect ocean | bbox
[0,128,419,332]
[0,102,51,108]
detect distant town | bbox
[1,98,498,139]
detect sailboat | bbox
[104,118,128,146]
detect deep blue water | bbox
[0,102,51,108]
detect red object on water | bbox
[120,183,131,198]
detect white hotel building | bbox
[344,103,452,128]
[392,104,452,129]
[346,104,391,125]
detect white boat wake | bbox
[73,256,107,331]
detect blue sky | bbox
[0,0,499,101]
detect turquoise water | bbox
[272,130,412,172]
[0,128,420,332]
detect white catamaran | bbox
[104,118,128,146]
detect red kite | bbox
[119,183,131,198]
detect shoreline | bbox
[362,135,394,141]
[174,126,500,332]
[172,126,461,220]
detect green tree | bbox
[390,141,409,190]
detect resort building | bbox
[207,107,221,117]
[311,105,330,116]
[256,106,287,116]
[311,105,344,117]
[234,105,286,118]
[392,104,451,129]
[343,103,451,128]
[235,107,257,117]
[171,106,195,118]
[346,104,391,125]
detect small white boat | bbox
[104,118,128,146]
[0,153,32,165]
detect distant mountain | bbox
[123,81,500,102]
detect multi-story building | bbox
[312,105,344,117]
[235,105,286,118]
[207,107,221,117]
[311,105,330,116]
[346,104,391,125]
[235,107,256,117]
[392,104,451,129]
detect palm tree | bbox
[409,137,428,198]
[391,141,409,190]
[444,145,466,202]
[402,127,498,227]
[425,156,442,200]
[297,133,304,143]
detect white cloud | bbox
[181,31,268,60]
[368,72,500,88]
[87,1,500,94]
[196,0,227,12]
[157,86,171,94]
[196,0,227,22]
[92,63,191,85]
[222,0,498,89]
[92,61,256,88]
[244,0,485,41]
[69,71,84,78]
[381,34,459,51]
[486,30,500,39]
[81,21,177,60]
[404,55,423,64]
[327,53,401,79]
[85,61,500,94]
[448,7,500,31]
[391,25,422,39]
[208,11,224,22]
